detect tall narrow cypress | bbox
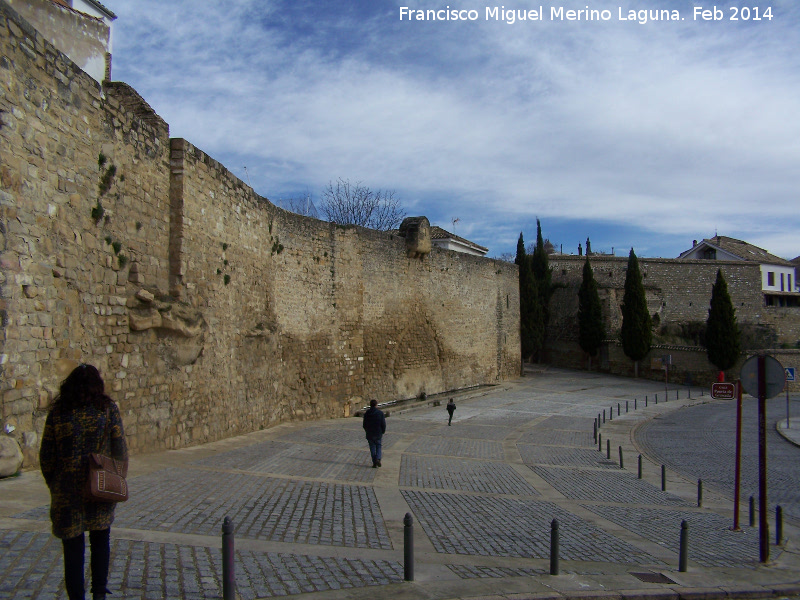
[706,269,740,374]
[578,256,605,369]
[620,248,651,375]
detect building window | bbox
[790,274,794,292]
[781,273,785,291]
[701,248,716,260]
[767,271,775,286]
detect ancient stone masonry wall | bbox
[547,254,800,384]
[549,255,764,339]
[0,3,520,468]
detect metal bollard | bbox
[550,519,560,575]
[222,517,235,600]
[655,394,658,404]
[638,454,642,479]
[661,465,666,491]
[676,389,679,401]
[404,513,414,581]
[645,395,648,407]
[598,433,602,452]
[618,446,624,469]
[609,406,613,421]
[593,420,597,443]
[617,403,621,416]
[603,410,606,423]
[598,412,602,428]
[697,479,703,507]
[776,506,783,545]
[635,398,637,410]
[749,496,755,527]
[679,520,689,572]
[626,400,629,413]
[688,388,691,399]
[607,439,611,460]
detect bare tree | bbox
[320,178,405,231]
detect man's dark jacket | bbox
[362,407,386,441]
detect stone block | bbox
[0,436,24,478]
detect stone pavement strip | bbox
[2,367,799,600]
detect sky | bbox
[103,1,800,260]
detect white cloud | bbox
[106,0,800,258]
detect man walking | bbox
[446,398,456,425]
[362,399,386,468]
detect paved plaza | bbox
[1,367,799,599]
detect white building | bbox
[679,236,798,307]
[6,0,116,83]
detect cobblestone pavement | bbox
[2,368,799,600]
[636,395,800,521]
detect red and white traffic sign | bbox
[711,382,736,399]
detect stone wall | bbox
[0,2,520,468]
[547,254,800,390]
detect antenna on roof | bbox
[243,166,251,187]
[451,217,460,232]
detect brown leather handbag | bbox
[85,408,129,502]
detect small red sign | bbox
[711,382,736,399]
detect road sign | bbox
[741,355,785,399]
[786,367,796,382]
[711,382,736,399]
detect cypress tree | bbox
[520,257,543,360]
[531,219,552,360]
[620,248,652,373]
[578,256,605,368]
[706,269,741,373]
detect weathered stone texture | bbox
[548,254,800,388]
[0,3,520,466]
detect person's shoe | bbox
[377,460,381,467]
[372,463,377,468]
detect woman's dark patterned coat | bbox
[39,401,128,539]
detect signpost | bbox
[739,354,785,563]
[786,368,795,428]
[711,382,736,399]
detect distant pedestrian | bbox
[362,399,386,467]
[446,398,456,425]
[40,364,128,600]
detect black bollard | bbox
[593,420,597,443]
[607,439,611,460]
[598,412,602,428]
[609,406,613,421]
[645,396,648,407]
[617,403,621,416]
[550,519,560,575]
[626,400,629,413]
[598,433,602,452]
[404,513,414,581]
[679,520,689,572]
[749,496,755,527]
[222,517,235,600]
[688,388,691,399]
[638,454,642,479]
[697,479,703,507]
[603,410,606,424]
[676,389,679,401]
[661,465,666,491]
[618,446,624,469]
[655,394,658,404]
[635,398,637,410]
[776,506,783,545]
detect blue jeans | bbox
[367,437,382,465]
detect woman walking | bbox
[40,364,128,600]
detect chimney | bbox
[693,240,697,247]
